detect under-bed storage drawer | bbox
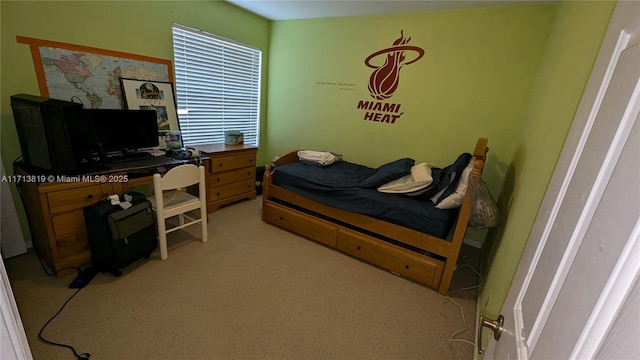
[264,203,337,248]
[336,228,444,289]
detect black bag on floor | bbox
[83,191,157,276]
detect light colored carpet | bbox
[5,196,480,360]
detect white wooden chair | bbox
[147,164,207,260]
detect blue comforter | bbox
[272,160,459,239]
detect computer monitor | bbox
[86,109,159,154]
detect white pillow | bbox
[377,162,433,194]
[435,158,474,209]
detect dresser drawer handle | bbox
[404,265,410,270]
[87,194,93,199]
[279,216,284,221]
[216,178,221,182]
[356,246,361,251]
[219,163,223,167]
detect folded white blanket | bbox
[297,150,342,166]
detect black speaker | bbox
[10,94,98,173]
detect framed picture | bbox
[120,78,179,132]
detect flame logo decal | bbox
[365,31,424,100]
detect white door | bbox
[483,2,640,359]
[1,258,32,359]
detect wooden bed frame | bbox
[261,138,488,295]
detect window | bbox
[172,23,262,146]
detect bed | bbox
[261,138,488,295]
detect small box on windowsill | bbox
[224,130,244,145]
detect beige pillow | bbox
[435,159,474,209]
[377,162,433,194]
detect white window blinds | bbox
[172,24,261,146]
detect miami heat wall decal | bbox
[357,31,424,124]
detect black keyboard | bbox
[124,155,177,167]
[107,152,154,163]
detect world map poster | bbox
[17,36,173,110]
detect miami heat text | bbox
[356,100,403,124]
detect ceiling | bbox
[224,0,550,21]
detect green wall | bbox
[266,4,558,211]
[0,0,271,242]
[479,0,616,318]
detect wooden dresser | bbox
[190,143,258,212]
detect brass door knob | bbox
[477,314,504,355]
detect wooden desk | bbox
[16,156,210,276]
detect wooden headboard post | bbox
[438,137,489,295]
[261,164,272,222]
[262,150,300,221]
[472,137,488,176]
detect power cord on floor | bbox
[12,157,91,358]
[445,264,484,350]
[38,278,91,359]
